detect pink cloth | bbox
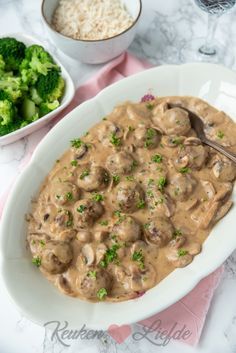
[0,52,224,346]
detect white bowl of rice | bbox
[41,0,142,64]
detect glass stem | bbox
[199,14,219,56]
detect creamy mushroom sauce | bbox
[27,96,236,302]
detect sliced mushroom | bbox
[184,198,199,211]
[81,244,95,266]
[213,183,232,202]
[112,216,142,242]
[199,201,220,229]
[73,199,104,228]
[214,200,233,223]
[183,137,201,146]
[96,244,107,264]
[212,156,236,182]
[114,181,145,213]
[71,143,88,160]
[56,275,74,296]
[201,180,216,200]
[105,151,135,175]
[77,164,109,192]
[152,107,191,136]
[144,216,174,247]
[186,242,202,255]
[41,241,73,274]
[168,173,197,202]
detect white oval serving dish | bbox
[0,33,75,146]
[0,63,236,330]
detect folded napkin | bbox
[0,52,224,346]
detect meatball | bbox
[146,190,175,217]
[114,181,145,213]
[168,173,197,202]
[128,263,156,292]
[40,241,73,274]
[152,107,191,135]
[77,164,109,192]
[212,156,236,182]
[50,181,80,206]
[174,144,208,170]
[50,209,74,233]
[77,268,112,300]
[97,121,123,147]
[73,199,104,228]
[105,151,135,175]
[144,216,174,247]
[133,127,160,149]
[112,216,142,242]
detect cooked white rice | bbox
[52,0,134,41]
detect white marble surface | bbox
[0,0,236,352]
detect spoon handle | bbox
[203,138,236,164]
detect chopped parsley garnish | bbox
[77,205,87,213]
[80,169,89,179]
[144,223,150,229]
[39,240,45,247]
[114,210,121,217]
[92,193,104,202]
[177,249,188,257]
[131,160,138,171]
[99,220,108,226]
[148,179,154,187]
[217,130,224,139]
[110,133,121,147]
[151,154,162,163]
[157,176,167,191]
[99,244,120,268]
[66,192,73,201]
[145,128,156,148]
[155,197,164,205]
[103,117,107,121]
[70,160,78,167]
[32,256,41,267]
[146,103,154,110]
[88,270,97,279]
[112,175,120,184]
[171,137,182,145]
[132,249,145,269]
[137,199,145,209]
[65,210,73,227]
[70,138,83,148]
[179,167,191,174]
[97,288,108,300]
[146,190,154,197]
[126,175,135,181]
[173,229,182,238]
[128,126,135,132]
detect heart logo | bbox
[108,324,132,344]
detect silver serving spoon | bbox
[169,104,236,164]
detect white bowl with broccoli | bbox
[0,33,75,146]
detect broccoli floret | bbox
[30,87,43,105]
[0,99,15,125]
[0,54,5,73]
[39,100,59,117]
[0,75,27,103]
[36,69,64,102]
[21,68,38,86]
[0,89,11,101]
[21,45,58,76]
[0,37,26,71]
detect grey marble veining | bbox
[0,0,236,352]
